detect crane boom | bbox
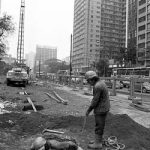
[17,0,25,65]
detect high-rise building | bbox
[136,0,150,66]
[128,0,137,45]
[72,0,126,72]
[128,0,137,49]
[0,0,1,15]
[35,45,57,65]
[127,0,137,67]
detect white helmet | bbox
[30,137,46,150]
[85,71,97,80]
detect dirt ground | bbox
[0,77,150,150]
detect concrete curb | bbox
[130,103,150,112]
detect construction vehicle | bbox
[6,67,29,87]
[6,0,30,87]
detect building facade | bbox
[72,0,126,73]
[35,45,57,65]
[128,0,137,47]
[136,0,150,66]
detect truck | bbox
[6,67,29,87]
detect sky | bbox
[1,0,74,60]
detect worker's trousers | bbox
[94,113,108,139]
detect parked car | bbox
[134,81,150,93]
[120,80,130,88]
[71,77,87,85]
[6,67,29,87]
[116,81,124,89]
[104,80,123,89]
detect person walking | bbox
[85,71,110,149]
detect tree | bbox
[96,58,109,77]
[117,47,128,67]
[127,47,136,66]
[0,61,13,75]
[0,14,15,58]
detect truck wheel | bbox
[7,80,10,86]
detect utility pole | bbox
[39,60,41,77]
[69,34,73,86]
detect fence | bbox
[47,74,150,103]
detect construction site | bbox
[0,75,149,150]
[0,0,150,149]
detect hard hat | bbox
[85,71,97,80]
[30,137,46,150]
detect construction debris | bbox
[45,92,68,105]
[45,92,61,103]
[43,129,64,134]
[52,91,68,105]
[26,97,37,112]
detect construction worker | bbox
[85,71,110,149]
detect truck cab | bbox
[6,67,29,87]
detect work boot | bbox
[88,134,102,149]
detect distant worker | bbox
[85,71,110,149]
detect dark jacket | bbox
[89,79,110,114]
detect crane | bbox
[17,0,25,66]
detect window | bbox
[138,42,145,48]
[147,23,150,30]
[138,25,145,31]
[147,33,150,42]
[138,34,145,40]
[148,5,150,13]
[139,7,146,14]
[139,16,146,23]
[147,41,150,47]
[139,0,146,6]
[147,14,150,21]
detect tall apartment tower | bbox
[136,0,150,66]
[72,0,126,73]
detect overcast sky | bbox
[1,0,74,60]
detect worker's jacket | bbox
[89,80,110,114]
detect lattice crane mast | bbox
[17,0,25,65]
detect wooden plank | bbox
[44,92,61,103]
[26,97,37,112]
[52,91,68,105]
[42,129,64,134]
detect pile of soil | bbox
[0,112,149,149]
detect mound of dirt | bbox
[0,112,149,149]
